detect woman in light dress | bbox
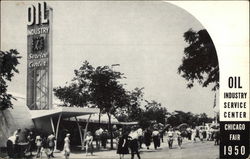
[63,134,71,159]
[191,128,197,142]
[35,135,42,158]
[84,131,94,156]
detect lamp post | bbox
[111,64,120,67]
[111,64,120,72]
[109,63,120,150]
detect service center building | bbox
[0,2,99,149]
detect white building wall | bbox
[0,97,34,147]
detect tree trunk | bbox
[107,113,113,149]
[74,117,83,149]
[82,114,92,150]
[98,112,101,128]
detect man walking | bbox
[47,133,56,157]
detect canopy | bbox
[67,113,119,124]
[30,107,99,119]
[119,122,138,125]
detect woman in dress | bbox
[191,128,197,143]
[63,134,71,159]
[117,130,129,159]
[84,131,94,156]
[35,135,42,158]
[144,128,152,149]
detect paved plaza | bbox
[0,136,220,159]
[38,137,219,159]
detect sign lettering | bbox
[27,2,48,26]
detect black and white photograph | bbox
[0,1,249,159]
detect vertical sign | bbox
[220,76,249,158]
[27,2,53,110]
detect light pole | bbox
[109,63,120,150]
[111,64,120,70]
[111,64,120,67]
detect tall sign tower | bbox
[27,2,53,110]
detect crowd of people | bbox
[185,126,220,145]
[6,129,57,159]
[77,124,219,159]
[83,125,220,159]
[115,125,167,159]
[5,124,219,159]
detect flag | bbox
[213,93,216,108]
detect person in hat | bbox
[47,132,56,158]
[63,134,71,159]
[35,135,42,158]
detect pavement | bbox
[38,137,219,159]
[1,137,220,159]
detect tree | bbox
[178,29,219,91]
[53,83,90,107]
[114,87,144,122]
[114,91,169,129]
[142,100,168,128]
[197,113,213,126]
[0,49,21,110]
[54,61,128,149]
[167,110,213,127]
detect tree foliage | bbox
[0,49,21,110]
[53,83,90,107]
[115,95,169,129]
[140,100,168,129]
[167,110,213,128]
[54,61,128,149]
[115,87,144,122]
[178,29,219,91]
[54,61,127,109]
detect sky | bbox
[1,1,219,117]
